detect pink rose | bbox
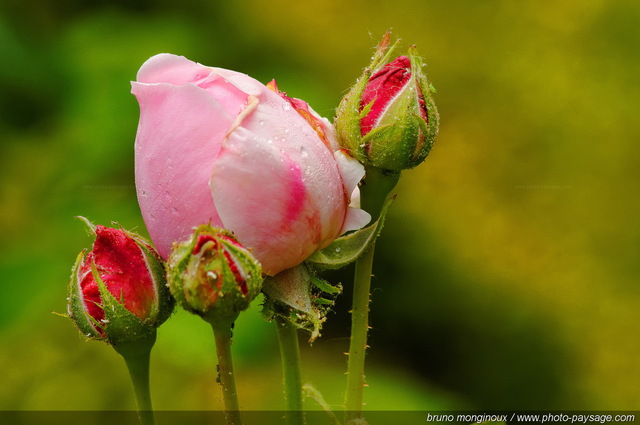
[132,54,370,276]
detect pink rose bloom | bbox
[132,54,370,276]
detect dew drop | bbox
[335,247,341,253]
[282,102,291,111]
[207,271,218,280]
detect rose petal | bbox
[211,120,346,275]
[334,149,365,199]
[137,53,214,85]
[340,207,372,235]
[133,81,234,258]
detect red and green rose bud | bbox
[335,33,439,171]
[68,219,174,345]
[167,225,263,325]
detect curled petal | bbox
[334,149,366,201]
[211,122,346,276]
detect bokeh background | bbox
[1,0,639,414]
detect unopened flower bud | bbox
[335,32,439,171]
[167,225,262,324]
[68,219,174,345]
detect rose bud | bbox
[132,54,370,276]
[335,34,439,171]
[68,219,174,345]
[167,225,262,324]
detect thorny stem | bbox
[344,166,399,422]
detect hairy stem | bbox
[276,315,305,425]
[211,322,243,425]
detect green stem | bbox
[115,333,157,425]
[276,315,305,425]
[344,166,400,422]
[344,243,375,421]
[211,322,243,425]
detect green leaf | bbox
[67,250,102,339]
[306,195,395,270]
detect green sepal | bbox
[200,245,248,325]
[165,236,193,312]
[358,99,375,120]
[305,195,395,270]
[67,250,102,339]
[360,122,395,145]
[411,45,439,166]
[366,75,425,171]
[407,111,434,168]
[220,237,263,304]
[310,274,342,295]
[75,215,97,234]
[93,263,156,344]
[136,241,175,327]
[335,70,371,162]
[370,30,402,71]
[262,264,341,342]
[362,121,412,171]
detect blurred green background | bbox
[1,0,639,413]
